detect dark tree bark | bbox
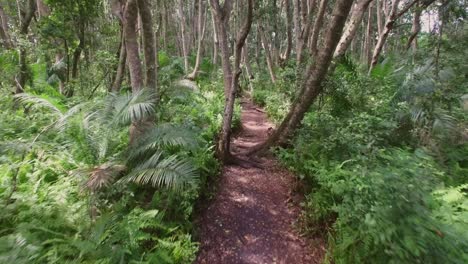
[16,0,36,94]
[282,0,293,64]
[137,0,158,94]
[124,0,143,92]
[248,0,354,154]
[0,5,12,49]
[112,24,127,93]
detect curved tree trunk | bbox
[369,0,400,72]
[406,1,421,51]
[212,0,253,162]
[178,0,189,74]
[249,0,354,154]
[188,0,207,80]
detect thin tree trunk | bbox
[112,25,126,93]
[259,23,276,84]
[369,0,400,72]
[216,0,253,162]
[282,0,293,64]
[242,42,254,93]
[0,5,12,49]
[293,0,302,61]
[71,25,85,81]
[309,0,328,57]
[406,1,421,51]
[211,10,219,66]
[16,0,36,94]
[377,0,383,35]
[138,0,158,93]
[124,0,143,92]
[178,0,189,74]
[210,0,233,96]
[249,0,354,154]
[365,1,374,66]
[188,0,207,80]
[334,0,374,58]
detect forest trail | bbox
[195,99,325,264]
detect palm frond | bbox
[122,153,198,191]
[14,93,63,116]
[127,124,198,162]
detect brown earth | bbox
[194,99,325,264]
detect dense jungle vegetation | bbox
[0,0,467,263]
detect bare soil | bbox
[194,99,325,264]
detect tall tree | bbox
[187,0,207,80]
[249,0,355,153]
[123,0,143,93]
[0,4,13,49]
[16,0,36,94]
[210,0,233,96]
[334,0,374,58]
[211,0,253,162]
[138,0,158,94]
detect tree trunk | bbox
[376,0,383,35]
[369,0,400,72]
[406,1,421,51]
[293,0,302,61]
[282,0,293,64]
[16,0,36,94]
[188,0,207,80]
[334,0,374,58]
[210,0,233,96]
[71,24,85,85]
[0,5,12,49]
[242,42,254,93]
[216,0,253,162]
[138,0,158,93]
[112,25,127,93]
[178,0,189,74]
[249,0,354,154]
[309,0,328,57]
[365,1,374,66]
[259,23,276,84]
[211,10,219,66]
[124,0,143,92]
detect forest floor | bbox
[195,98,325,264]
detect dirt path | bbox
[195,99,325,264]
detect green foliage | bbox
[270,53,468,263]
[0,72,228,262]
